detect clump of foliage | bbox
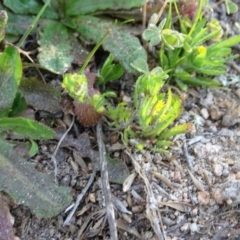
[0,7,72,219]
[142,0,240,90]
[63,50,191,152]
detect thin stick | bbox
[51,115,75,183]
[63,172,95,226]
[183,141,194,172]
[97,121,118,240]
[17,0,51,48]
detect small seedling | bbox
[97,53,124,84]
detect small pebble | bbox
[235,171,240,180]
[190,222,199,232]
[181,222,189,231]
[222,169,229,177]
[200,108,209,119]
[213,164,223,177]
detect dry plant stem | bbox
[51,115,75,183]
[230,61,240,74]
[125,150,165,240]
[142,0,147,28]
[97,121,118,240]
[63,172,95,226]
[183,141,194,172]
[153,0,168,25]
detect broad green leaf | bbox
[0,10,8,42]
[0,137,72,218]
[225,0,238,14]
[38,21,89,74]
[131,58,149,74]
[64,0,144,16]
[3,0,58,19]
[19,78,61,113]
[0,117,55,140]
[5,11,34,36]
[0,46,22,116]
[72,15,147,75]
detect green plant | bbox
[1,0,147,75]
[142,0,240,90]
[97,54,124,84]
[0,7,72,218]
[124,67,190,152]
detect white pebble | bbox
[190,222,199,232]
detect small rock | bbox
[213,164,223,177]
[190,222,199,232]
[232,163,240,173]
[235,171,240,180]
[235,88,240,98]
[200,108,209,119]
[222,169,229,177]
[213,188,224,204]
[197,191,210,205]
[209,106,224,120]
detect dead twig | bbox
[63,171,95,226]
[97,120,118,240]
[51,115,75,183]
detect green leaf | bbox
[64,0,144,16]
[38,21,74,74]
[29,140,38,157]
[98,54,124,84]
[225,0,238,14]
[209,35,240,49]
[0,46,22,116]
[131,58,149,74]
[72,15,147,75]
[0,10,8,42]
[3,0,58,18]
[19,78,61,113]
[9,92,27,117]
[142,26,161,46]
[0,117,55,140]
[0,137,72,218]
[5,11,34,36]
[159,123,191,139]
[181,76,221,87]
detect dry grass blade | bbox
[159,201,192,212]
[123,172,137,192]
[117,219,142,239]
[187,169,205,191]
[151,171,173,189]
[97,121,118,240]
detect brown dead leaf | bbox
[117,219,142,239]
[159,201,192,213]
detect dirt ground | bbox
[10,1,240,240]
